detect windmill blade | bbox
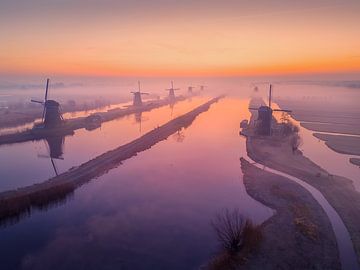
[38,153,64,160]
[140,92,149,95]
[42,103,46,122]
[273,109,292,113]
[268,84,272,108]
[38,154,51,158]
[173,88,180,91]
[31,99,44,104]
[41,78,50,122]
[50,158,59,176]
[44,78,50,102]
[248,107,260,110]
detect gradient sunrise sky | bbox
[1,0,359,77]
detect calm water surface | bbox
[0,97,273,270]
[0,97,208,191]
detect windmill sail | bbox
[42,78,50,121]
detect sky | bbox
[0,0,360,77]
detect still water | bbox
[1,81,359,269]
[0,97,208,191]
[0,97,273,270]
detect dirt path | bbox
[243,99,360,267]
[240,158,340,270]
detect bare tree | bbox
[212,209,248,253]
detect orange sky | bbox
[1,0,360,76]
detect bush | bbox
[208,209,263,269]
[212,209,263,254]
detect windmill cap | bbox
[45,100,60,107]
[258,105,272,112]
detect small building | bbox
[85,114,102,130]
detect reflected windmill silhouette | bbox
[38,136,65,176]
[169,101,176,119]
[173,128,186,143]
[133,111,148,134]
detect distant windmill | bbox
[31,78,63,128]
[249,84,292,136]
[131,81,149,106]
[187,86,195,94]
[165,81,180,100]
[199,85,206,91]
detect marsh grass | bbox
[0,182,74,226]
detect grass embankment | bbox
[0,96,186,146]
[243,98,360,265]
[238,159,340,270]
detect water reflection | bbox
[0,98,272,270]
[173,129,186,143]
[38,136,65,176]
[0,97,208,192]
[134,111,149,134]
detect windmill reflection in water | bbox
[38,135,65,176]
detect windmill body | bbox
[132,92,143,106]
[257,105,273,135]
[31,79,63,129]
[249,84,292,136]
[43,100,62,128]
[188,86,195,94]
[166,81,180,100]
[131,81,149,107]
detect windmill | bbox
[131,81,149,107]
[187,86,195,95]
[165,81,180,100]
[38,136,65,176]
[249,84,292,136]
[199,85,206,91]
[31,78,63,128]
